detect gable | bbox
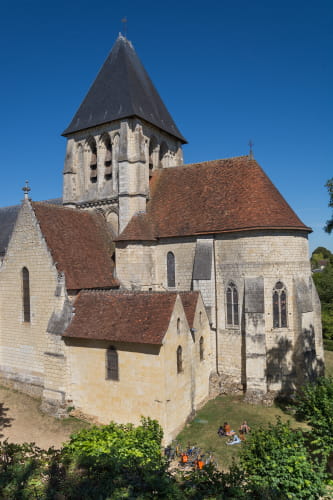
[32,203,118,290]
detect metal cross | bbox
[121,17,127,38]
[248,140,254,159]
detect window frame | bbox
[167,251,176,288]
[106,346,119,381]
[22,267,31,323]
[199,336,204,361]
[226,282,239,327]
[177,345,183,373]
[272,281,288,329]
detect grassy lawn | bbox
[175,394,308,470]
[176,350,332,470]
[325,349,333,377]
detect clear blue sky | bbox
[0,0,332,253]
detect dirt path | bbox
[0,386,88,449]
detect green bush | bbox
[239,418,327,499]
[295,377,333,460]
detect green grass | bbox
[175,394,308,471]
[176,350,333,470]
[325,349,333,377]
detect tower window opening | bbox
[89,138,98,183]
[104,138,112,181]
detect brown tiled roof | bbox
[180,292,199,329]
[64,290,198,344]
[118,157,311,240]
[32,202,118,290]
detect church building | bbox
[0,35,324,443]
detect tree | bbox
[295,376,333,462]
[239,418,327,499]
[324,178,333,234]
[313,264,333,339]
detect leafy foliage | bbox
[325,178,333,234]
[295,376,333,460]
[313,263,333,339]
[0,415,330,499]
[239,417,327,499]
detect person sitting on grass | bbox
[226,434,241,445]
[239,430,246,441]
[217,425,225,437]
[239,420,251,434]
[223,422,236,436]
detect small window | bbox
[177,345,183,373]
[199,336,204,361]
[22,267,30,323]
[106,347,119,380]
[226,282,239,326]
[273,281,287,328]
[167,252,175,287]
[177,318,181,334]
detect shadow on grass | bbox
[0,402,13,438]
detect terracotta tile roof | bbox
[179,292,199,329]
[32,202,118,290]
[64,290,199,344]
[118,157,311,240]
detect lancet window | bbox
[226,282,239,326]
[199,336,204,361]
[102,134,112,181]
[22,267,30,323]
[106,347,119,380]
[88,137,98,183]
[177,345,183,373]
[167,252,175,288]
[273,281,287,328]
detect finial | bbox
[22,180,31,200]
[248,140,254,160]
[121,17,127,38]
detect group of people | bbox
[217,421,251,445]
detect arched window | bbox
[102,134,112,181]
[88,137,97,183]
[167,252,175,288]
[177,345,183,373]
[159,141,168,168]
[106,347,119,380]
[273,281,287,328]
[177,318,181,334]
[199,336,204,361]
[149,136,158,176]
[226,282,239,326]
[22,267,30,322]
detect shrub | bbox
[239,418,326,499]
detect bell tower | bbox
[62,35,186,234]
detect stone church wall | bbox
[0,202,59,396]
[65,295,211,444]
[214,229,321,394]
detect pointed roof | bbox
[63,35,186,142]
[117,157,311,240]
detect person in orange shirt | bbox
[223,422,236,436]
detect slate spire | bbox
[62,35,186,142]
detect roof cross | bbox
[121,17,127,38]
[248,140,254,160]
[22,180,31,200]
